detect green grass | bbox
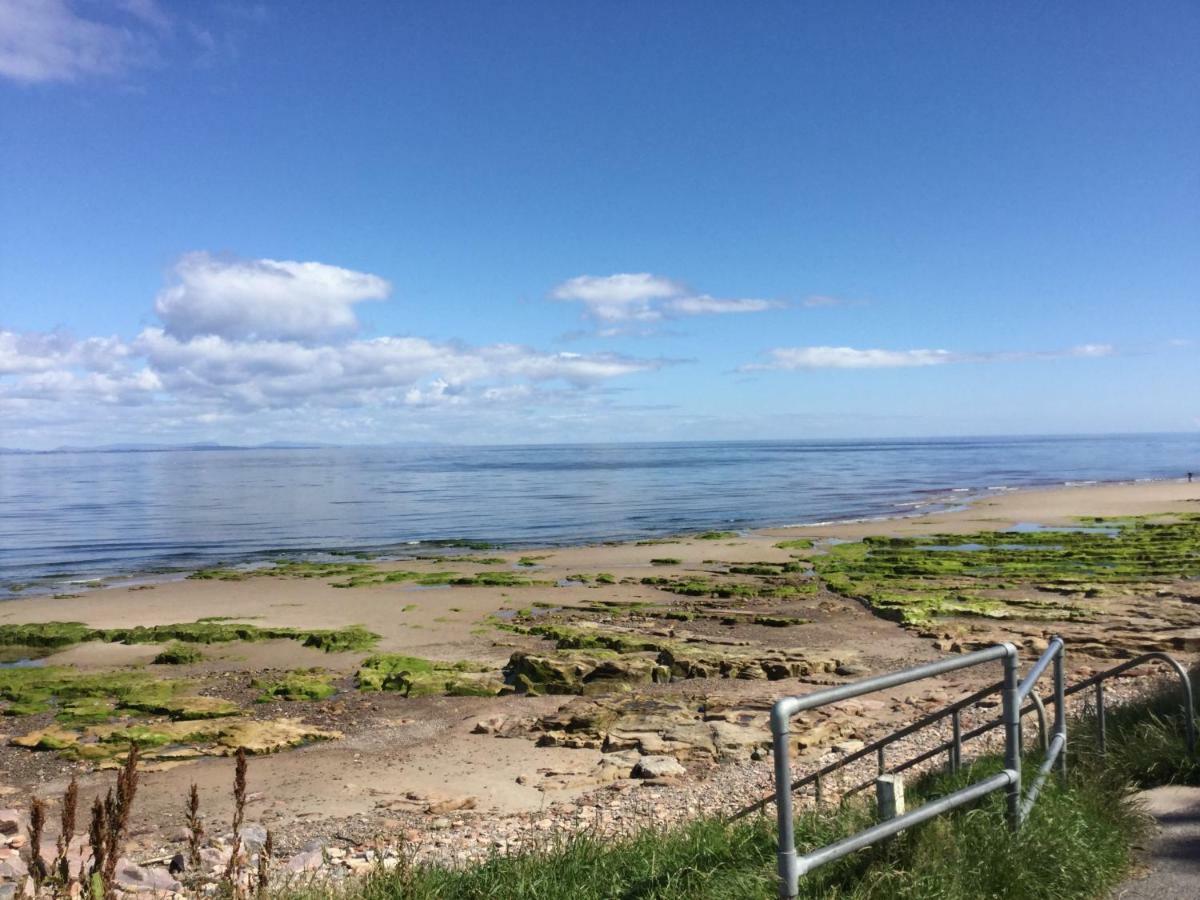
[649,558,682,566]
[271,752,1142,900]
[1070,663,1200,787]
[696,531,739,540]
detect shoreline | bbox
[0,478,1198,884]
[4,473,1194,602]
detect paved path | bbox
[1113,786,1200,899]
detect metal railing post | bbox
[1095,680,1107,755]
[1053,641,1067,780]
[1002,648,1022,829]
[951,709,962,774]
[877,746,886,776]
[771,707,798,899]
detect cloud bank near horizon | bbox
[1,252,1132,447]
[0,254,669,447]
[743,343,1116,371]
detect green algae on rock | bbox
[812,514,1200,631]
[0,666,239,723]
[153,642,204,665]
[12,716,341,763]
[355,654,505,696]
[0,620,380,653]
[254,670,338,702]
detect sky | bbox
[0,0,1197,449]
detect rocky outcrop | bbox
[521,693,856,763]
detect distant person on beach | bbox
[1190,472,1194,483]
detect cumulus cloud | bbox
[0,252,670,445]
[551,272,780,331]
[743,344,1118,371]
[0,0,165,83]
[154,252,391,341]
[0,329,129,375]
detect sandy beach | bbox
[2,479,1199,880]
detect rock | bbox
[471,716,507,734]
[836,663,870,677]
[6,834,25,850]
[631,756,686,778]
[834,739,866,754]
[425,796,477,815]
[0,810,22,836]
[507,651,668,695]
[238,823,268,852]
[114,858,182,893]
[285,848,324,873]
[199,846,228,872]
[0,856,27,879]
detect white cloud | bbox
[154,252,391,342]
[743,343,1120,371]
[0,252,670,445]
[0,329,129,375]
[663,296,778,316]
[0,0,163,83]
[1069,343,1115,358]
[551,272,779,331]
[749,347,958,371]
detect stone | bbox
[471,716,507,734]
[0,810,22,836]
[285,848,324,873]
[631,755,686,778]
[425,796,477,815]
[239,823,268,851]
[114,858,183,893]
[0,856,28,879]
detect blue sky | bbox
[0,0,1197,448]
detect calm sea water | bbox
[2,434,1198,597]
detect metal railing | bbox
[1065,651,1196,755]
[769,642,1022,899]
[770,639,1079,899]
[766,638,1197,898]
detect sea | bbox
[2,433,1198,599]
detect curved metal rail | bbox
[762,640,1195,899]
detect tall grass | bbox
[1069,663,1200,787]
[271,752,1145,900]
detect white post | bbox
[876,774,906,821]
